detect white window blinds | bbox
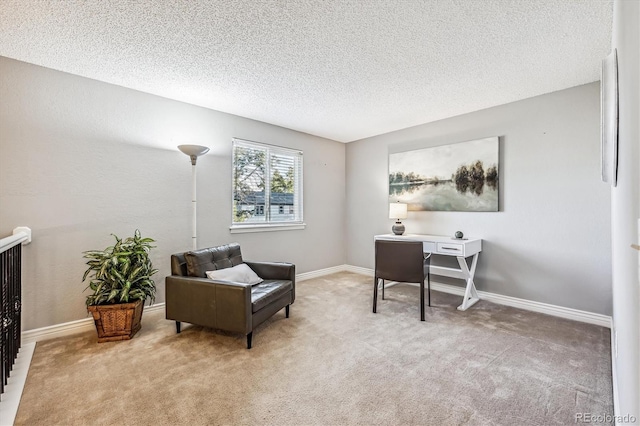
[232,138,303,226]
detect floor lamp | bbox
[178,144,210,250]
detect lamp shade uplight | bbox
[178,144,210,165]
[389,202,408,220]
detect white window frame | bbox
[230,138,305,233]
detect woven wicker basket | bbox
[87,299,144,343]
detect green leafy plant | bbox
[82,230,158,306]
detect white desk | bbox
[374,234,482,310]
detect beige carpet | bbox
[15,272,613,426]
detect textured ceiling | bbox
[0,0,612,143]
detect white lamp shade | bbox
[178,144,210,157]
[178,144,210,166]
[389,202,408,219]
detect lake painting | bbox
[389,137,499,212]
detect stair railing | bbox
[0,227,31,401]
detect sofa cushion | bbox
[251,280,292,313]
[184,243,243,277]
[206,263,263,285]
[184,248,215,277]
[170,253,188,276]
[210,244,243,269]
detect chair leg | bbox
[175,321,181,334]
[285,305,290,318]
[373,276,379,313]
[247,332,253,349]
[382,278,385,300]
[420,277,425,321]
[427,272,431,307]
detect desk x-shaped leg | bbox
[456,253,479,311]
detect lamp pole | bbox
[178,145,210,250]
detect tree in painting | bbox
[388,137,500,212]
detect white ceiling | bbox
[0,0,612,143]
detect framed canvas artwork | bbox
[389,137,499,212]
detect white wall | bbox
[610,0,639,420]
[0,57,346,331]
[346,83,612,315]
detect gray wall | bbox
[346,83,612,315]
[0,57,346,331]
[610,0,639,420]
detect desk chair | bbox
[373,240,432,321]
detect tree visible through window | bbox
[232,138,303,226]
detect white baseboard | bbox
[472,285,611,328]
[610,320,620,421]
[296,265,349,282]
[0,342,35,426]
[21,303,166,345]
[343,264,374,276]
[343,265,612,328]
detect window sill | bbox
[229,223,306,234]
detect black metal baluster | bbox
[0,244,22,401]
[7,247,13,386]
[1,248,7,397]
[15,245,22,361]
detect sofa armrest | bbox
[165,276,252,333]
[245,261,295,304]
[245,261,295,282]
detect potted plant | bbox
[82,229,158,342]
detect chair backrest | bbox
[375,240,425,283]
[170,243,244,277]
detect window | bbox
[232,138,304,231]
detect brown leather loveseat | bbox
[165,243,295,349]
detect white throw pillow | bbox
[206,263,263,285]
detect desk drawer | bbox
[436,242,463,256]
[422,241,436,252]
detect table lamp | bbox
[389,202,408,235]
